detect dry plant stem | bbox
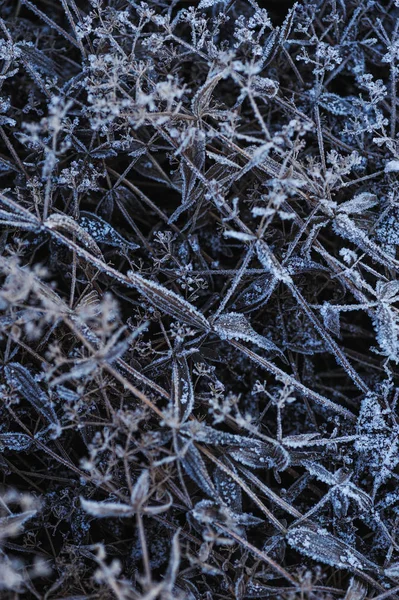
[137,512,152,587]
[370,585,399,600]
[198,444,288,532]
[288,283,370,394]
[21,0,81,48]
[237,466,303,518]
[215,523,298,586]
[104,364,166,421]
[230,341,357,420]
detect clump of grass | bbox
[1,0,399,598]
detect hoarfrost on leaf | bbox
[287,526,377,572]
[385,160,399,173]
[0,433,32,452]
[213,312,282,354]
[80,498,135,518]
[5,363,60,433]
[338,193,378,215]
[78,212,139,250]
[198,0,228,7]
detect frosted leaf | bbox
[50,359,97,385]
[342,484,373,512]
[192,72,224,118]
[80,498,134,518]
[0,207,38,231]
[177,436,219,500]
[231,510,264,527]
[232,273,277,313]
[183,423,289,479]
[356,393,387,435]
[130,471,150,509]
[45,213,103,258]
[78,212,139,250]
[384,562,399,577]
[320,302,341,337]
[338,193,378,215]
[214,460,242,512]
[0,510,38,540]
[344,578,367,600]
[19,44,58,77]
[213,312,282,354]
[302,461,336,485]
[0,157,15,172]
[126,140,147,158]
[206,151,240,170]
[168,129,205,223]
[373,304,399,362]
[340,247,358,265]
[287,257,328,275]
[191,499,223,525]
[385,160,399,173]
[172,356,195,424]
[0,432,32,452]
[186,424,289,470]
[0,116,15,127]
[377,280,399,301]
[127,270,210,331]
[376,207,399,247]
[182,423,240,446]
[229,441,290,471]
[354,392,398,491]
[142,493,173,516]
[191,499,262,531]
[89,146,117,159]
[5,363,60,430]
[302,462,372,512]
[355,390,399,493]
[318,92,354,116]
[180,129,205,206]
[282,433,320,448]
[223,231,256,242]
[163,529,181,593]
[252,76,279,98]
[287,526,377,572]
[251,207,277,218]
[256,240,292,284]
[334,213,399,270]
[198,0,227,7]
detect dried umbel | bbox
[1,0,399,598]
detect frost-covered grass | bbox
[1,0,399,597]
